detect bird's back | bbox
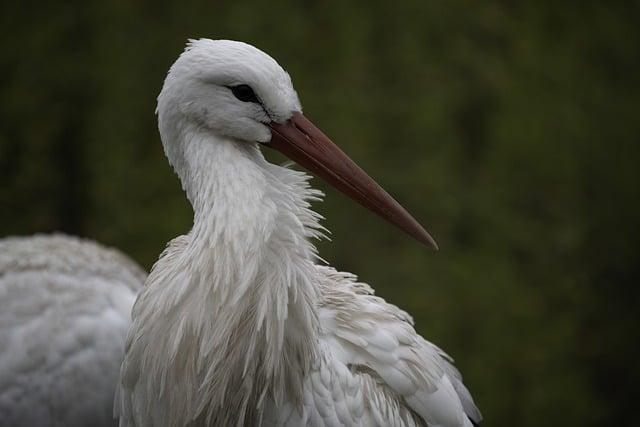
[0,234,145,427]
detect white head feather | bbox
[157,39,301,190]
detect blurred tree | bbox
[1,1,638,425]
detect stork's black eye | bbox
[230,84,260,103]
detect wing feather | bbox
[316,266,481,427]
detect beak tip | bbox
[407,219,438,250]
[421,232,439,251]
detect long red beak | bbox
[266,112,438,249]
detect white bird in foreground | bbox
[115,39,481,427]
[0,234,145,427]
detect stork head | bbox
[158,39,437,249]
[158,39,299,144]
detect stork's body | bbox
[116,39,480,427]
[0,234,145,427]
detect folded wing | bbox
[316,266,481,427]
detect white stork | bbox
[115,39,481,427]
[0,234,145,426]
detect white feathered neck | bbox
[120,124,327,426]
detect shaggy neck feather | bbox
[128,124,325,425]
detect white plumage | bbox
[115,39,481,426]
[0,234,145,426]
[1,39,481,427]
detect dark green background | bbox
[2,1,639,425]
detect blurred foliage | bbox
[1,0,639,425]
